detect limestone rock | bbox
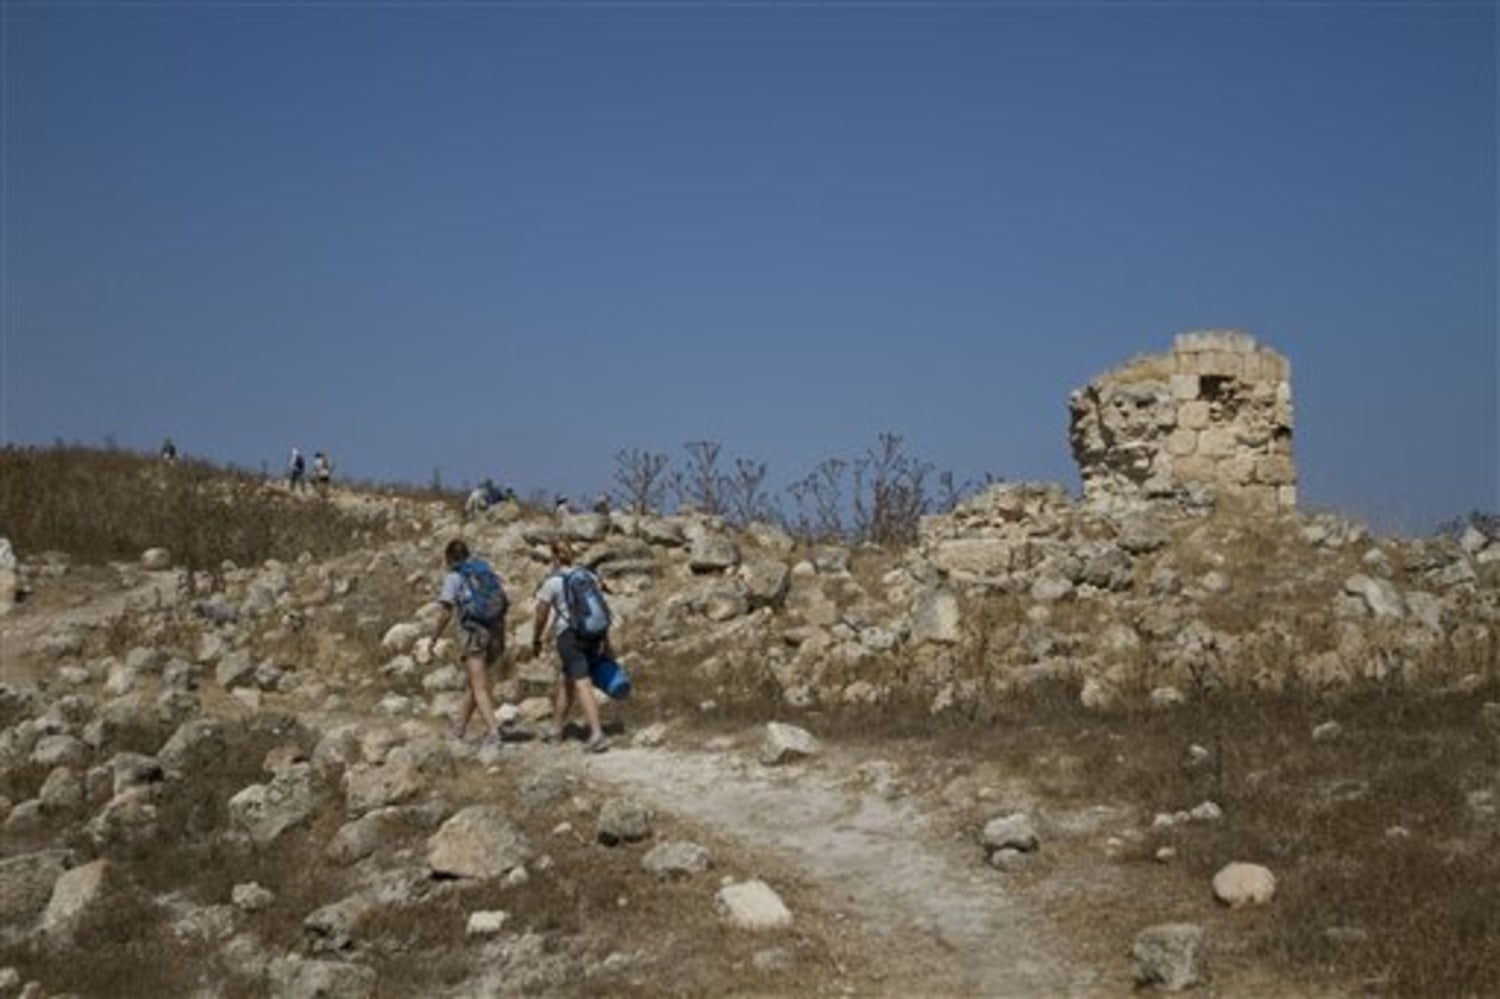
[427,806,531,880]
[759,722,820,766]
[227,764,321,846]
[1212,861,1276,907]
[597,799,651,846]
[1132,922,1205,991]
[642,840,712,879]
[716,878,792,930]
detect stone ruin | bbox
[1068,329,1296,514]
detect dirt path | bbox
[543,741,1107,998]
[0,573,180,675]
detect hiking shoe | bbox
[480,732,504,753]
[585,734,610,754]
[539,725,559,745]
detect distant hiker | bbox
[312,451,332,496]
[593,492,610,515]
[288,448,307,491]
[554,494,571,518]
[531,540,614,753]
[160,438,177,464]
[432,539,509,749]
[465,478,503,517]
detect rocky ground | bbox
[0,484,1495,997]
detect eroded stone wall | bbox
[1068,330,1295,513]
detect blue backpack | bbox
[562,568,611,640]
[457,559,508,628]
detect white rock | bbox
[466,910,509,936]
[759,722,819,766]
[1212,861,1275,907]
[715,879,792,930]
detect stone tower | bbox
[1067,330,1296,513]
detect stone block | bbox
[1199,351,1245,378]
[1242,486,1278,513]
[1196,428,1237,458]
[1173,456,1216,483]
[1255,456,1296,485]
[1169,374,1200,400]
[1220,456,1256,485]
[1167,430,1198,457]
[1174,329,1257,354]
[1178,401,1211,430]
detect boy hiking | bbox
[531,541,614,753]
[431,539,509,749]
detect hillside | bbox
[0,459,1497,997]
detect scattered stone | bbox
[427,806,532,880]
[982,812,1039,855]
[642,841,712,879]
[232,882,274,912]
[597,799,651,846]
[1132,922,1205,991]
[759,722,820,766]
[716,879,792,931]
[1311,720,1342,742]
[1212,862,1276,907]
[466,910,509,936]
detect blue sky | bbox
[3,1,1495,533]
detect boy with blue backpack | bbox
[530,540,614,753]
[432,539,510,749]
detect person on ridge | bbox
[312,451,332,496]
[287,447,307,491]
[530,540,613,753]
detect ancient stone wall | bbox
[1067,330,1296,513]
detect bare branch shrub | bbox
[612,448,671,514]
[672,440,725,516]
[851,432,932,545]
[722,457,775,526]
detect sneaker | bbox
[480,732,504,752]
[539,724,559,745]
[585,734,610,754]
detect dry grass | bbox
[0,445,366,577]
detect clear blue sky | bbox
[3,2,1495,533]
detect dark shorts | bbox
[555,629,604,682]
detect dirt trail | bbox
[0,574,180,673]
[544,741,1107,998]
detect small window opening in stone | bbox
[1200,375,1237,402]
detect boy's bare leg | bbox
[464,655,501,736]
[573,677,605,742]
[551,678,576,739]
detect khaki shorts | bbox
[459,623,503,665]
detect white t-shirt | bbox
[534,566,601,637]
